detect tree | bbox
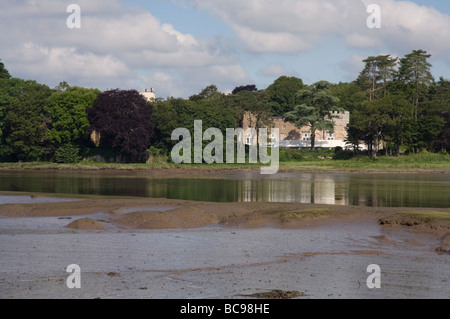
[348,95,414,157]
[283,81,342,150]
[189,85,224,102]
[0,59,11,79]
[377,55,398,97]
[357,55,397,101]
[230,90,274,131]
[87,89,155,162]
[1,81,52,161]
[396,50,434,120]
[45,85,101,156]
[426,77,449,151]
[330,82,365,112]
[265,76,304,116]
[232,85,258,95]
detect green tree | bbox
[265,76,304,116]
[432,78,450,152]
[0,61,14,147]
[189,85,224,102]
[396,50,434,120]
[0,59,11,79]
[2,81,52,161]
[152,95,237,162]
[283,81,342,150]
[45,84,101,155]
[151,98,181,152]
[330,82,365,112]
[348,95,414,157]
[383,95,416,155]
[232,90,274,131]
[357,55,397,101]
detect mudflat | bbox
[1,192,449,245]
[1,166,449,299]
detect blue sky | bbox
[1,0,449,98]
[140,0,450,89]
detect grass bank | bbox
[0,152,449,174]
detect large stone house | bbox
[242,111,350,149]
[140,88,156,102]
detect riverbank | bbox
[0,156,450,178]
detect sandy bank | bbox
[1,194,449,235]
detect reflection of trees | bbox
[2,172,447,208]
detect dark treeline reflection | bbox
[0,172,449,208]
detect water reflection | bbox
[237,175,341,205]
[143,173,450,208]
[0,171,449,208]
[230,173,450,207]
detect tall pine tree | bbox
[396,50,434,121]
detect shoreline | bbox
[0,163,450,178]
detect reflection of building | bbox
[140,88,156,102]
[236,174,349,205]
[242,111,350,149]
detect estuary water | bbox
[0,170,449,207]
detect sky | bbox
[1,0,449,98]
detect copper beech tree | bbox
[87,89,154,162]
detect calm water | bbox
[0,171,449,208]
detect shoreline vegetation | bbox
[0,152,449,175]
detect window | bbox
[302,131,311,141]
[246,134,253,145]
[326,132,335,140]
[282,125,286,130]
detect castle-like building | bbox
[140,88,156,102]
[242,111,350,149]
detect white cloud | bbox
[0,0,245,97]
[1,0,449,97]
[258,64,288,77]
[339,54,366,81]
[191,0,450,58]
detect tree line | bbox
[0,49,449,164]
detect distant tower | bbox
[140,87,156,102]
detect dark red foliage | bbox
[87,89,154,162]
